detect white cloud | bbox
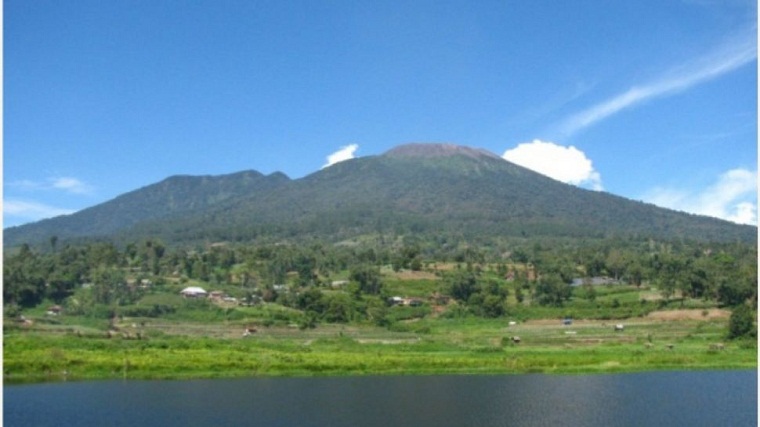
[50,177,93,194]
[502,139,603,190]
[641,168,757,225]
[322,144,359,169]
[6,176,94,195]
[560,28,757,136]
[3,199,75,225]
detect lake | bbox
[4,370,756,426]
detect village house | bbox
[180,286,208,298]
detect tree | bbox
[90,266,131,305]
[323,293,355,323]
[655,253,683,301]
[3,244,46,307]
[625,258,645,287]
[294,254,317,287]
[46,270,78,303]
[191,258,210,281]
[296,288,325,313]
[447,271,479,302]
[534,274,572,307]
[605,248,627,281]
[349,265,383,295]
[481,294,506,318]
[728,304,756,339]
[514,286,525,304]
[365,296,390,326]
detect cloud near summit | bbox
[502,140,603,190]
[322,144,359,169]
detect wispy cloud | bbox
[559,28,757,136]
[641,168,757,225]
[6,179,45,191]
[3,199,76,226]
[322,144,359,169]
[49,177,93,194]
[6,176,95,195]
[503,139,603,190]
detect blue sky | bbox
[4,0,757,228]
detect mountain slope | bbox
[4,143,755,248]
[4,170,291,246]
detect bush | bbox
[4,303,22,319]
[120,304,176,318]
[728,304,756,340]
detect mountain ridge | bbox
[383,143,504,161]
[4,143,755,249]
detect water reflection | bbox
[5,371,757,427]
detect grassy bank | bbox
[5,311,755,383]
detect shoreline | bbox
[7,364,758,385]
[5,330,756,384]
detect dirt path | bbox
[645,309,730,321]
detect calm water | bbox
[4,370,757,427]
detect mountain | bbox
[4,170,290,247]
[4,143,756,249]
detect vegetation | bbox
[4,233,756,383]
[4,308,756,383]
[3,145,756,382]
[728,304,756,340]
[5,144,755,250]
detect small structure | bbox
[614,324,625,332]
[511,336,521,344]
[180,286,208,298]
[562,318,573,326]
[389,296,424,307]
[389,296,405,306]
[571,277,621,287]
[407,298,424,307]
[208,290,225,300]
[46,305,63,316]
[508,321,517,326]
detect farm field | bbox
[4,306,755,383]
[4,242,757,384]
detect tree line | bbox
[3,235,756,335]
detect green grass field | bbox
[5,267,756,383]
[4,307,755,383]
